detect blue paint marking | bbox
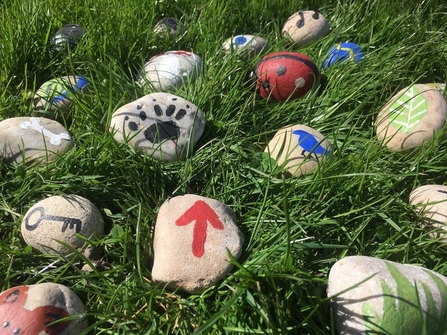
[322,42,364,70]
[52,76,88,103]
[234,36,248,45]
[292,130,330,155]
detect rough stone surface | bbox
[110,92,206,162]
[410,184,447,242]
[375,84,447,151]
[0,117,74,163]
[328,256,447,335]
[50,23,84,55]
[0,283,87,334]
[21,195,104,257]
[152,194,244,294]
[139,50,202,91]
[264,124,331,177]
[282,10,330,48]
[222,35,269,59]
[33,75,89,115]
[154,18,183,39]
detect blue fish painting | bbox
[292,129,330,156]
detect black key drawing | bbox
[24,207,82,233]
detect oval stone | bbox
[222,34,270,59]
[264,124,331,177]
[50,23,84,55]
[153,18,183,39]
[282,10,330,48]
[328,256,447,335]
[322,42,364,70]
[0,117,73,163]
[151,194,245,294]
[110,92,206,162]
[410,184,447,243]
[0,283,87,334]
[139,51,202,91]
[375,84,447,151]
[21,195,104,257]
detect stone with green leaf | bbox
[375,84,447,151]
[328,256,447,335]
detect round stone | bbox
[410,184,447,243]
[282,10,330,48]
[110,92,206,162]
[49,24,84,55]
[426,82,446,93]
[328,256,447,335]
[222,34,270,59]
[375,84,447,151]
[0,283,87,334]
[151,194,245,294]
[21,195,104,257]
[153,18,183,39]
[33,75,89,115]
[322,42,364,70]
[0,117,73,164]
[264,124,331,177]
[253,51,320,101]
[138,51,202,91]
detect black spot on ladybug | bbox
[139,111,147,121]
[3,321,9,328]
[277,66,287,76]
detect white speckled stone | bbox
[0,283,87,334]
[152,194,244,294]
[139,51,202,91]
[21,195,104,257]
[282,10,330,48]
[328,256,447,335]
[154,18,183,39]
[222,35,269,59]
[0,117,73,163]
[110,92,205,162]
[264,124,331,177]
[410,184,447,243]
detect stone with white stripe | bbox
[375,84,447,151]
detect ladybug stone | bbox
[253,51,320,101]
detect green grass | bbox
[1,0,447,333]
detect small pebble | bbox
[282,10,330,48]
[153,18,183,39]
[50,23,84,55]
[222,34,269,59]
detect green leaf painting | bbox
[387,85,428,133]
[361,262,447,335]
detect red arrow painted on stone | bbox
[175,200,224,258]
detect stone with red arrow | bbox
[151,194,244,294]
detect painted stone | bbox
[154,18,183,39]
[322,42,364,70]
[282,10,330,48]
[152,194,244,294]
[327,256,447,335]
[33,76,89,115]
[139,51,202,91]
[375,84,447,151]
[222,35,269,59]
[426,83,446,94]
[50,23,84,55]
[21,195,104,257]
[110,92,205,162]
[410,184,447,243]
[0,117,73,163]
[264,124,331,177]
[253,51,320,101]
[0,283,87,334]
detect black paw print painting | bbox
[110,93,206,162]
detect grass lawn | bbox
[1,0,447,333]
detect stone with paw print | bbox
[110,93,206,162]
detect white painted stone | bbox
[0,117,73,163]
[21,195,104,258]
[222,35,269,59]
[0,283,87,334]
[264,124,331,177]
[282,10,330,48]
[375,84,447,151]
[328,256,447,335]
[152,194,244,294]
[139,51,202,91]
[110,92,205,162]
[410,184,447,242]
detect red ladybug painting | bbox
[253,51,320,101]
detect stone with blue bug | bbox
[322,42,364,70]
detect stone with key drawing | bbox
[327,256,447,335]
[151,194,244,294]
[21,195,104,258]
[0,117,74,163]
